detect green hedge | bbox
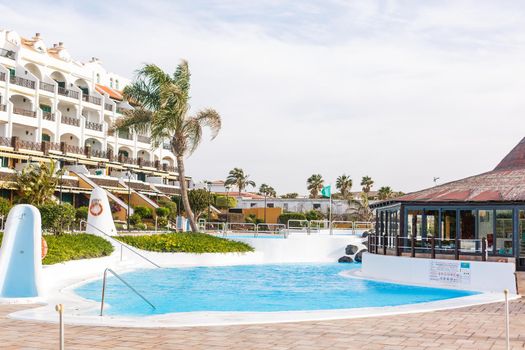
[0,233,114,265]
[116,233,254,254]
[278,212,307,225]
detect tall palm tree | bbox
[16,161,62,205]
[259,184,276,197]
[336,174,352,199]
[306,174,324,198]
[360,176,374,194]
[225,168,256,196]
[378,186,394,200]
[115,61,221,232]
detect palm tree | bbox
[360,176,374,194]
[378,186,394,200]
[259,184,276,197]
[16,161,63,206]
[225,168,256,196]
[115,61,221,232]
[336,174,352,199]
[349,192,374,221]
[306,174,324,198]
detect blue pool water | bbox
[75,264,477,316]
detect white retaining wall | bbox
[361,253,517,294]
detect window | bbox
[478,210,494,251]
[0,157,8,168]
[267,203,274,208]
[115,79,119,89]
[519,210,525,258]
[459,210,476,251]
[110,78,113,88]
[250,203,256,208]
[40,104,51,113]
[96,73,100,84]
[313,203,321,209]
[41,133,51,142]
[407,209,423,238]
[441,210,457,247]
[283,203,288,211]
[425,210,439,238]
[496,210,513,255]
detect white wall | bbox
[361,253,517,294]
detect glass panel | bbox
[441,210,457,248]
[407,210,423,239]
[496,210,513,255]
[459,210,476,252]
[518,210,525,257]
[478,210,494,252]
[425,210,439,238]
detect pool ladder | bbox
[100,268,156,316]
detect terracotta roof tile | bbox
[95,84,123,101]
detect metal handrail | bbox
[80,220,161,268]
[100,268,155,316]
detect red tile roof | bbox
[95,84,123,101]
[392,137,525,203]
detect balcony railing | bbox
[10,76,36,89]
[86,120,103,131]
[0,104,5,112]
[104,103,113,112]
[118,131,133,140]
[0,137,10,147]
[39,81,55,93]
[18,140,41,151]
[61,115,80,126]
[137,135,151,144]
[58,87,79,99]
[0,72,5,82]
[49,142,61,152]
[42,112,55,121]
[0,48,16,60]
[13,107,36,117]
[65,144,84,155]
[82,94,102,105]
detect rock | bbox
[361,231,369,238]
[345,245,358,255]
[338,256,353,263]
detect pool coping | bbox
[7,265,518,328]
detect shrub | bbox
[38,203,76,235]
[134,222,147,230]
[158,199,177,220]
[0,233,114,265]
[133,206,152,219]
[156,216,168,228]
[129,213,142,225]
[116,233,254,253]
[75,206,88,222]
[188,189,213,219]
[0,197,11,217]
[214,195,236,209]
[305,210,324,221]
[278,212,306,225]
[155,207,170,217]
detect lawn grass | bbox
[0,233,114,265]
[116,233,254,254]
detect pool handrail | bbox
[100,268,156,316]
[80,220,161,268]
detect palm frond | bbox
[113,108,153,135]
[193,108,222,140]
[182,117,203,155]
[172,60,191,100]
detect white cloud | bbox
[1,0,524,195]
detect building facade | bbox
[0,29,185,219]
[371,137,525,270]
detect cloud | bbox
[1,0,524,195]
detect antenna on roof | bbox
[433,177,440,185]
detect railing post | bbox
[107,148,113,161]
[60,141,67,155]
[383,234,387,255]
[482,237,487,262]
[55,304,64,350]
[411,234,416,257]
[455,237,460,260]
[11,136,18,151]
[85,145,91,158]
[41,141,49,155]
[395,234,400,256]
[431,236,436,259]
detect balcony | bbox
[10,76,36,89]
[42,111,55,121]
[17,140,41,151]
[86,120,103,131]
[0,48,15,60]
[137,135,151,144]
[13,107,36,118]
[61,115,80,126]
[0,72,5,82]
[39,81,55,93]
[118,130,133,140]
[104,103,113,112]
[82,94,102,106]
[58,87,79,99]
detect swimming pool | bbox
[75,263,477,316]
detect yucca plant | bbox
[116,61,221,232]
[16,161,62,205]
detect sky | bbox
[1,0,524,195]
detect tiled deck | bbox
[1,298,525,350]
